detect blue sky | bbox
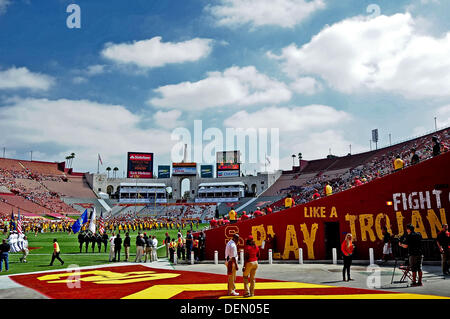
[0,0,450,175]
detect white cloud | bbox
[0,98,176,171]
[286,129,363,162]
[101,36,213,68]
[85,64,107,76]
[0,0,10,15]
[290,77,323,95]
[223,104,362,167]
[269,13,450,99]
[436,105,450,128]
[149,66,292,110]
[206,0,325,28]
[153,110,184,129]
[223,104,350,132]
[0,66,54,91]
[72,76,87,84]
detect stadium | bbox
[1,127,449,300]
[2,0,450,309]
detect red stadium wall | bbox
[203,151,450,261]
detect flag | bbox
[88,207,96,233]
[10,210,15,231]
[99,209,105,235]
[17,209,23,234]
[98,153,103,165]
[71,209,88,234]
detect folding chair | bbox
[391,257,413,284]
[399,264,413,282]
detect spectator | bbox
[312,189,321,200]
[325,182,332,196]
[243,235,259,298]
[399,224,423,286]
[354,177,363,187]
[144,233,152,262]
[169,238,176,263]
[0,239,11,272]
[199,231,206,261]
[393,155,404,172]
[228,208,237,223]
[432,136,441,157]
[380,226,393,263]
[436,224,449,276]
[225,233,240,296]
[341,233,354,281]
[152,236,158,262]
[410,148,420,165]
[284,194,295,209]
[135,233,145,262]
[123,232,131,262]
[253,207,264,218]
[240,211,250,221]
[186,230,193,261]
[164,232,170,258]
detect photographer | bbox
[399,224,423,286]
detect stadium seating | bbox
[258,127,450,209]
[42,177,96,198]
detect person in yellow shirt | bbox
[325,182,333,196]
[284,194,295,209]
[228,209,237,223]
[49,238,64,266]
[393,155,404,171]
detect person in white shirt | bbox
[109,232,116,262]
[225,233,240,296]
[20,235,29,263]
[152,236,158,262]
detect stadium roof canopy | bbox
[199,182,245,187]
[120,182,166,187]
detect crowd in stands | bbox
[143,204,216,221]
[0,165,78,217]
[209,130,450,228]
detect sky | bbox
[1,0,450,176]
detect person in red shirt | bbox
[312,189,321,200]
[253,207,264,217]
[354,177,363,187]
[341,233,354,281]
[240,211,249,221]
[209,218,218,228]
[266,207,273,214]
[222,217,230,225]
[243,235,259,297]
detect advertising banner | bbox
[127,152,153,178]
[158,165,170,179]
[200,165,213,178]
[172,163,197,176]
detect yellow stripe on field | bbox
[220,293,450,300]
[122,282,334,299]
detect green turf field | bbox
[0,224,208,276]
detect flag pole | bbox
[97,154,99,174]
